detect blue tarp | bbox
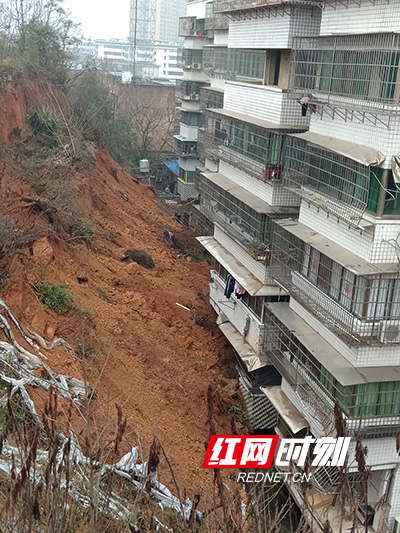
[164,160,180,177]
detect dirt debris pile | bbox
[0,79,239,504]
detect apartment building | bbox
[187,0,400,530]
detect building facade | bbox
[186,0,400,530]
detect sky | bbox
[63,0,131,40]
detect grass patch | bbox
[98,289,114,304]
[33,280,73,313]
[33,278,94,320]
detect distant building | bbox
[155,0,187,43]
[75,38,183,82]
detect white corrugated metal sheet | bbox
[197,235,281,296]
[261,386,308,434]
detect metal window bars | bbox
[173,137,198,158]
[289,33,400,116]
[199,87,224,110]
[195,170,277,255]
[205,1,230,30]
[269,222,400,346]
[178,49,204,69]
[199,111,290,179]
[214,0,322,20]
[202,47,265,80]
[283,136,370,224]
[264,308,400,423]
[178,81,209,101]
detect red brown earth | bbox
[0,79,239,506]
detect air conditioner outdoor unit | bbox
[192,63,202,69]
[379,320,400,344]
[393,517,400,533]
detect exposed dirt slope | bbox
[0,80,237,504]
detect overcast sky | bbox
[63,0,131,39]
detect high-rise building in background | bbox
[175,0,400,531]
[155,0,187,43]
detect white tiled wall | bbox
[214,224,269,283]
[228,5,321,49]
[219,160,300,207]
[299,203,400,264]
[213,30,228,46]
[224,82,309,128]
[179,124,198,141]
[309,111,400,167]
[228,17,291,49]
[321,0,400,36]
[210,270,264,353]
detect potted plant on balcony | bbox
[251,242,270,262]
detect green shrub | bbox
[33,280,73,313]
[25,107,59,147]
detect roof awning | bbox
[261,386,309,434]
[197,236,285,297]
[198,170,297,216]
[290,131,385,166]
[219,321,268,372]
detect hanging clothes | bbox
[301,103,308,116]
[234,282,246,300]
[224,275,236,299]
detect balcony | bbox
[200,109,290,180]
[199,87,224,111]
[269,219,400,346]
[264,303,400,431]
[223,81,310,128]
[178,81,209,102]
[283,132,385,224]
[209,270,266,358]
[173,136,198,158]
[205,1,229,30]
[202,48,265,81]
[289,33,400,117]
[177,49,203,70]
[196,169,278,256]
[178,17,208,38]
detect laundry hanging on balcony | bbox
[224,275,236,299]
[234,283,246,299]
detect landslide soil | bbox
[0,80,238,504]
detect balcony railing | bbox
[264,307,400,425]
[289,33,400,115]
[205,0,229,30]
[178,81,209,101]
[196,170,273,256]
[269,222,400,346]
[199,87,224,110]
[214,0,321,16]
[202,48,265,81]
[283,135,371,223]
[177,49,203,69]
[173,136,198,158]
